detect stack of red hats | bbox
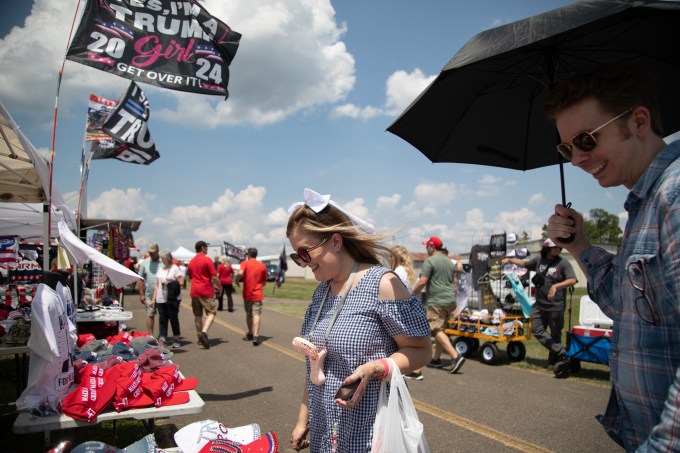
[61,362,198,422]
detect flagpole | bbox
[76,115,91,233]
[45,0,82,271]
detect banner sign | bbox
[86,94,119,141]
[66,0,241,97]
[223,241,246,261]
[102,81,160,165]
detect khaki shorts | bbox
[427,305,454,335]
[144,300,157,317]
[244,300,263,318]
[192,296,217,317]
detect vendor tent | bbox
[0,202,70,239]
[172,246,196,262]
[0,98,75,225]
[0,97,76,269]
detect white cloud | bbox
[528,193,545,205]
[331,68,435,119]
[87,188,153,219]
[414,182,457,206]
[376,193,401,210]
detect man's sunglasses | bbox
[290,237,329,267]
[556,108,633,161]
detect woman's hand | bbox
[334,361,377,408]
[290,422,310,451]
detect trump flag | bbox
[66,0,241,97]
[101,81,160,165]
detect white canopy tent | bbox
[172,246,196,262]
[0,97,76,268]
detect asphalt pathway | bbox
[120,288,620,452]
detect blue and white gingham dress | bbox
[300,265,429,453]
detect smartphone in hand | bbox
[334,379,366,407]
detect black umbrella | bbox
[387,0,680,205]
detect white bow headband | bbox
[287,188,375,234]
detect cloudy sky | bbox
[1,0,638,257]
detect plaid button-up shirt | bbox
[580,140,680,451]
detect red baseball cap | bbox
[77,333,96,348]
[422,236,443,248]
[62,364,120,422]
[154,365,198,391]
[141,365,193,408]
[114,363,193,411]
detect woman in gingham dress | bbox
[287,189,431,452]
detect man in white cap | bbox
[502,239,577,368]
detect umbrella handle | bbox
[558,158,575,243]
[561,202,575,244]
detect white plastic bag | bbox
[372,358,430,453]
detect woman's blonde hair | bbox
[392,245,415,286]
[286,204,398,266]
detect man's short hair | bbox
[544,65,663,136]
[247,247,258,258]
[195,240,207,252]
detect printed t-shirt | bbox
[240,259,267,301]
[188,253,216,298]
[16,283,74,411]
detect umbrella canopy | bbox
[388,0,680,178]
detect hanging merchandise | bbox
[16,281,75,413]
[0,235,20,270]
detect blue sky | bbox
[0,0,636,257]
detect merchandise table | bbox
[76,309,133,338]
[75,309,133,323]
[13,389,204,444]
[0,345,30,397]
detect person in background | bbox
[179,261,188,289]
[138,243,161,335]
[545,65,680,450]
[392,245,416,292]
[187,241,221,349]
[411,236,466,378]
[235,248,268,346]
[152,250,184,348]
[216,255,235,312]
[287,188,430,452]
[502,239,577,368]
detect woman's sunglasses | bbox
[556,108,633,161]
[290,237,329,267]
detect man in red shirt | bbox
[187,241,221,349]
[235,247,268,346]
